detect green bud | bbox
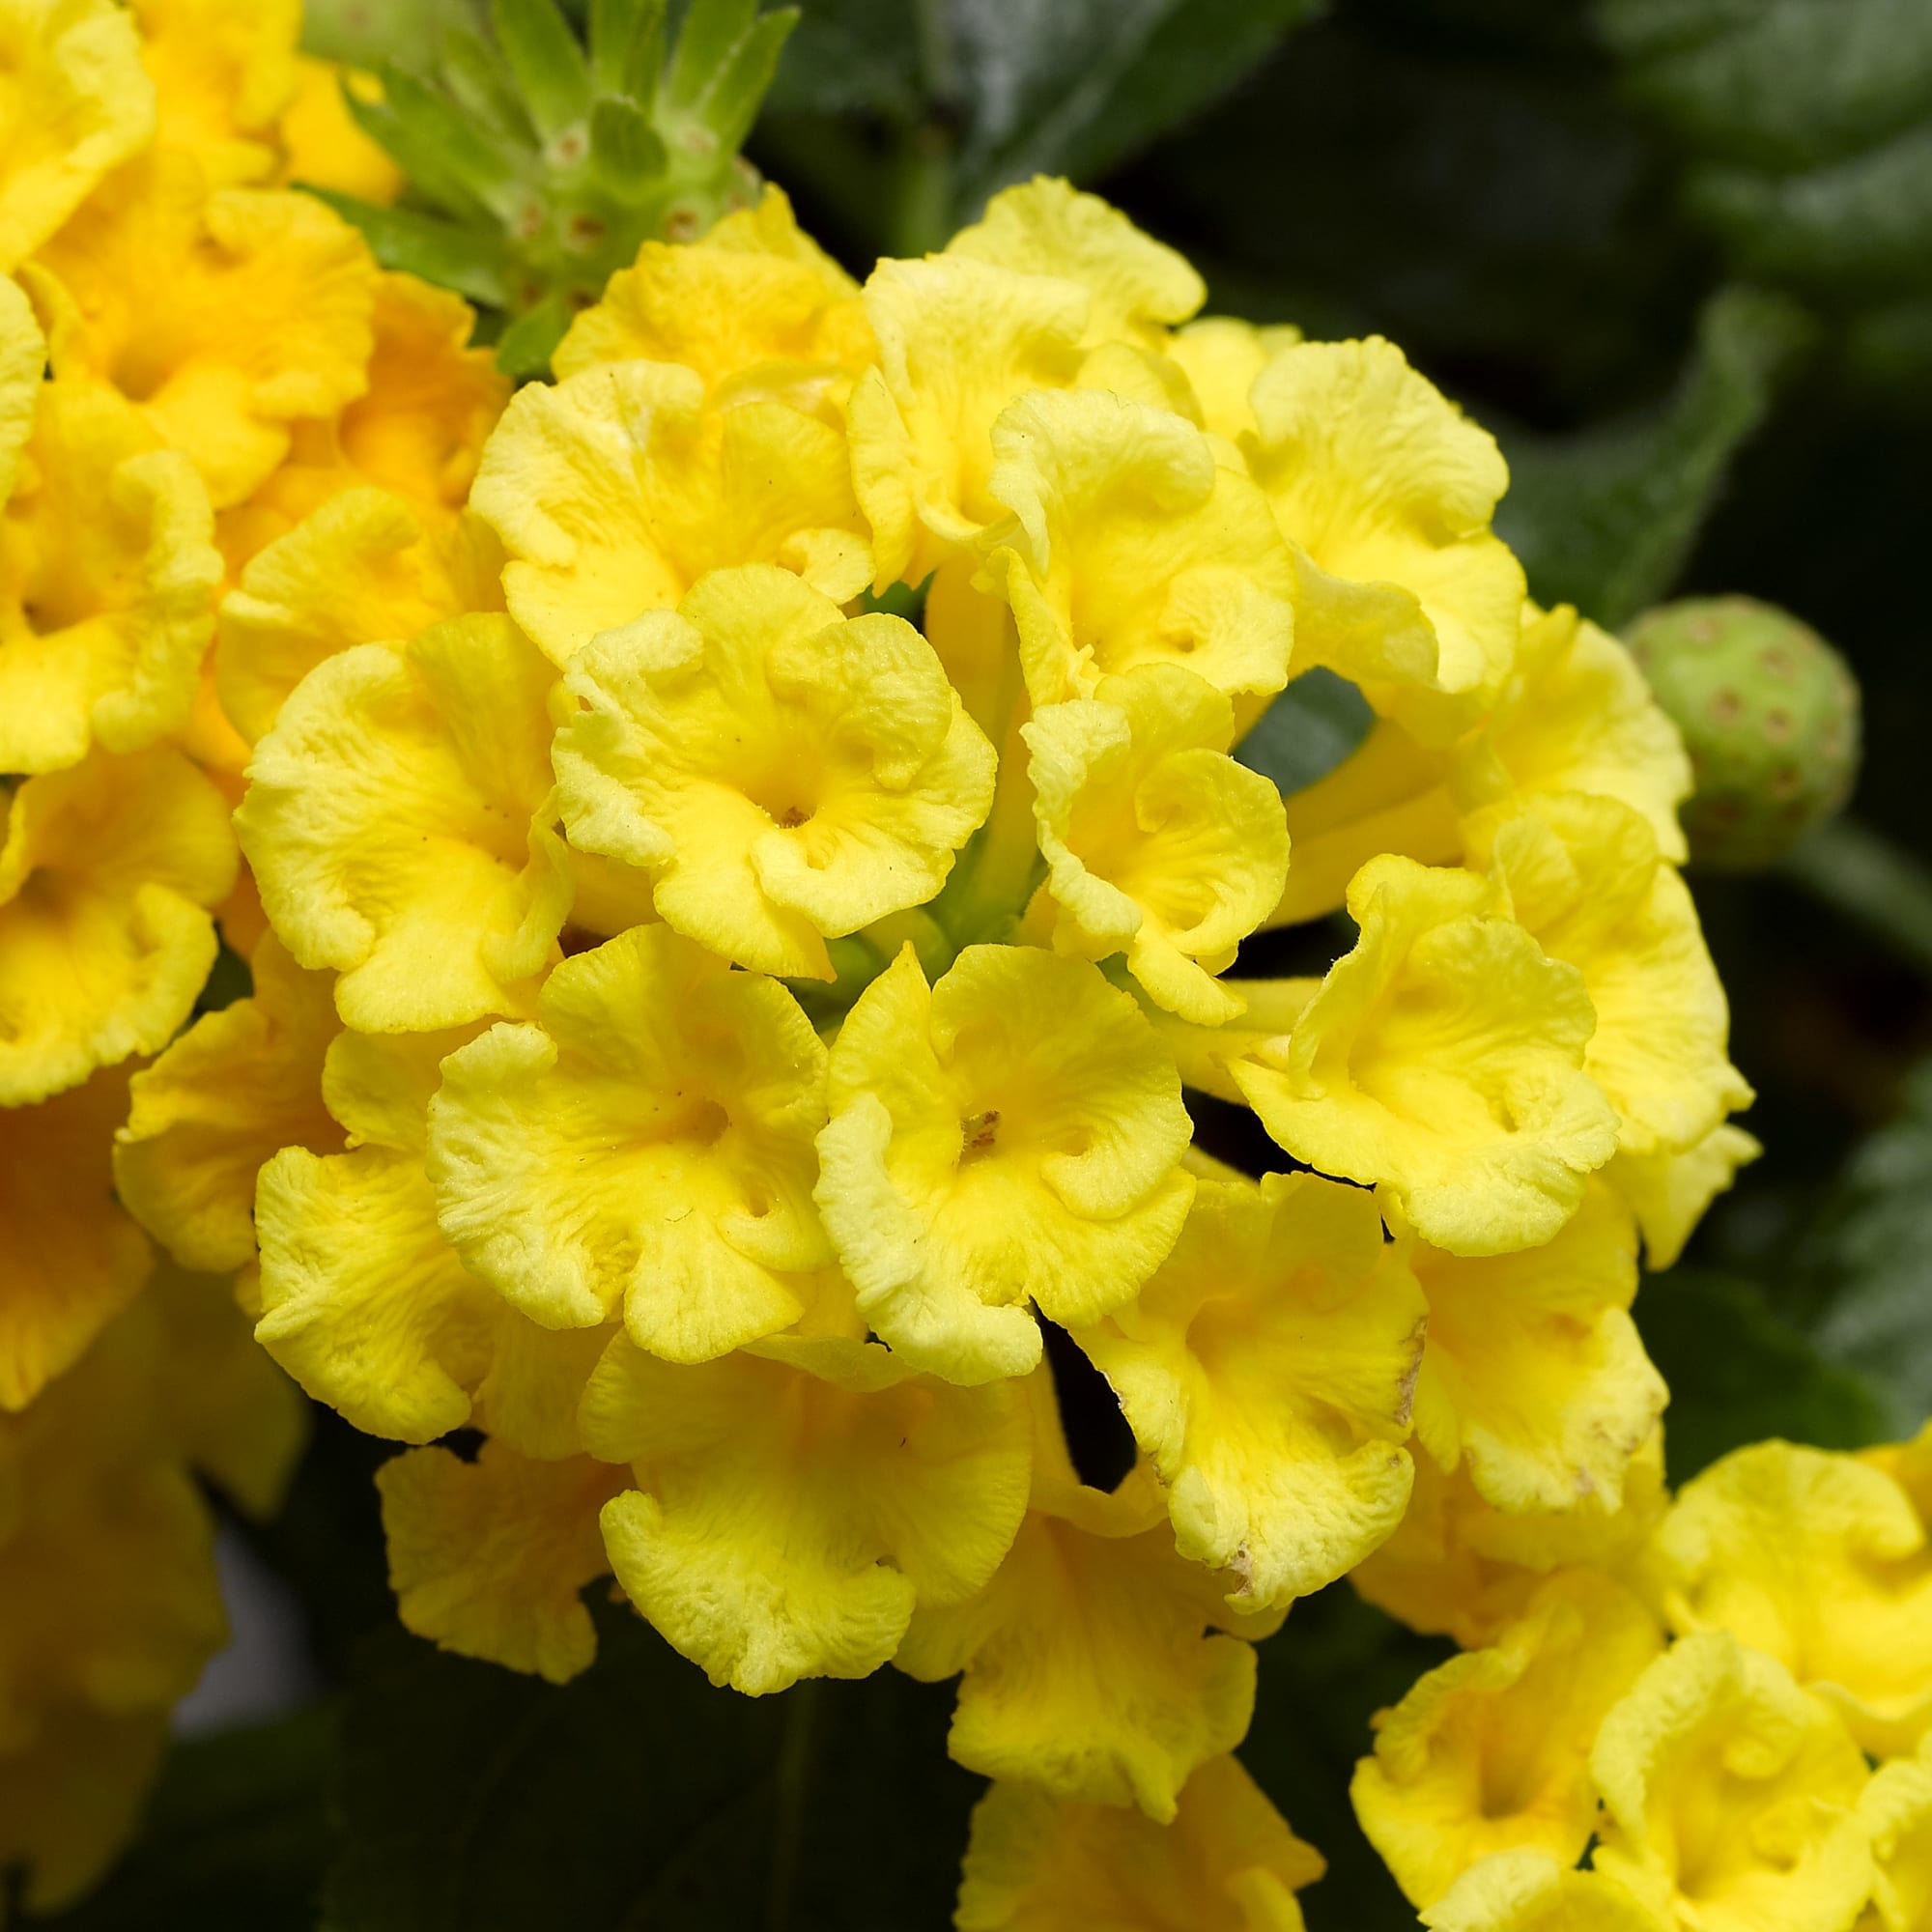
[299,0,798,379]
[1625,595,1861,870]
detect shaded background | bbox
[26,2,1931,1925]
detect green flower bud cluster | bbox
[303,0,797,377]
[1626,595,1861,870]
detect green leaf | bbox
[24,1713,333,1931]
[493,289,577,378]
[701,9,801,154]
[1236,667,1374,799]
[371,64,530,216]
[494,0,594,136]
[588,0,666,99]
[440,26,542,152]
[322,1600,976,1932]
[664,0,759,112]
[1801,1059,1932,1435]
[590,95,668,192]
[1635,1268,1889,1484]
[301,0,454,70]
[1493,285,1815,629]
[298,189,515,307]
[342,85,495,220]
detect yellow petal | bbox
[1421,1851,1666,1932]
[427,924,829,1360]
[378,1440,623,1685]
[946,177,1204,350]
[236,613,568,1032]
[114,931,341,1271]
[1469,793,1750,1157]
[956,1754,1325,1932]
[983,387,1294,709]
[0,380,220,774]
[0,0,154,270]
[554,564,995,980]
[1608,1122,1760,1269]
[0,271,44,502]
[1409,1180,1665,1514]
[899,1380,1259,1822]
[1236,855,1619,1255]
[216,488,504,747]
[848,253,1088,585]
[1352,1571,1662,1908]
[277,58,403,204]
[34,151,378,506]
[1650,1438,1932,1756]
[1352,1433,1668,1649]
[1164,316,1304,444]
[0,746,234,1105]
[1245,337,1524,739]
[1026,665,1290,1022]
[817,944,1194,1384]
[129,0,299,184]
[472,358,871,665]
[582,1329,1030,1693]
[0,1065,152,1410]
[1590,1633,1872,1932]
[1078,1170,1425,1609]
[555,184,873,393]
[1861,1732,1932,1932]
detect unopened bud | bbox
[1625,595,1861,869]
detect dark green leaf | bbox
[23,1713,333,1931]
[1236,668,1374,799]
[322,1600,976,1932]
[1493,285,1815,629]
[1800,1059,1932,1435]
[1635,1267,1888,1484]
[493,290,577,378]
[761,0,921,120]
[298,189,515,306]
[494,0,594,136]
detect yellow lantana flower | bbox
[1649,1438,1932,1756]
[553,564,996,980]
[128,0,298,184]
[0,377,220,775]
[255,1019,609,1453]
[0,0,154,271]
[1861,1732,1932,1932]
[471,355,871,665]
[980,386,1295,710]
[1234,854,1619,1255]
[554,185,873,395]
[816,942,1195,1384]
[1407,1180,1665,1514]
[0,1064,150,1409]
[1075,1169,1426,1610]
[1421,1851,1665,1932]
[898,1380,1268,1821]
[582,1321,1032,1694]
[1351,1571,1662,1908]
[1024,666,1289,1023]
[113,930,341,1273]
[33,150,378,506]
[377,1439,625,1686]
[956,1754,1325,1932]
[215,487,504,747]
[1352,1431,1668,1649]
[0,746,233,1105]
[236,613,570,1033]
[1471,793,1751,1159]
[1590,1633,1872,1932]
[1243,336,1525,736]
[428,923,832,1362]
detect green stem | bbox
[765,1678,823,1932]
[1779,816,1932,979]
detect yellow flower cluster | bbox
[0,0,466,1900]
[1352,1427,1932,1932]
[80,155,1763,1918]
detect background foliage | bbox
[28,0,1932,1925]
